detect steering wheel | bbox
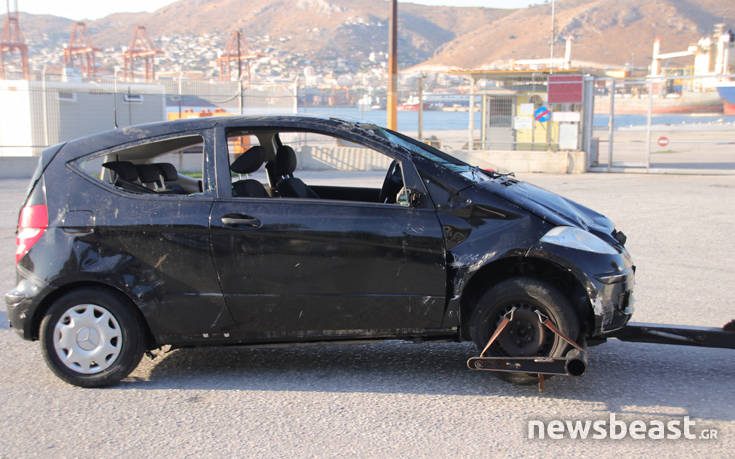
[379,160,403,203]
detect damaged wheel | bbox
[469,277,580,385]
[39,288,146,388]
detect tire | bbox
[39,287,146,388]
[469,277,580,385]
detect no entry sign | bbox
[534,106,551,122]
[657,136,669,147]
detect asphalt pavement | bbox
[0,173,733,457]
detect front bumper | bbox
[533,242,635,336]
[590,269,635,334]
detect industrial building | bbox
[0,79,166,156]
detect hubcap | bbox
[53,304,122,374]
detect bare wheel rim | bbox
[494,303,555,357]
[53,304,123,374]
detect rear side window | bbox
[76,135,211,197]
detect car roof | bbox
[56,115,363,162]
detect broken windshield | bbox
[366,125,490,184]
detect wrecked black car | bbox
[5,116,634,387]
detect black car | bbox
[6,116,634,387]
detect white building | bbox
[0,80,166,157]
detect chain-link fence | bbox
[0,75,297,157]
[3,71,735,174]
[589,74,735,172]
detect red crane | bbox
[218,30,260,84]
[63,22,99,79]
[0,0,29,80]
[122,26,162,81]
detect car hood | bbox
[477,179,615,234]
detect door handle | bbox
[221,214,261,228]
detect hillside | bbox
[425,0,735,69]
[3,0,735,72]
[6,0,510,69]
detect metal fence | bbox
[390,73,735,173]
[0,76,297,157]
[2,72,734,175]
[589,74,735,173]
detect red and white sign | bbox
[548,75,584,104]
[657,136,669,147]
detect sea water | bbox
[298,106,735,131]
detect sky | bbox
[15,0,543,21]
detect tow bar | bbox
[609,322,735,349]
[467,307,588,392]
[468,313,735,392]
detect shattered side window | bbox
[76,134,211,197]
[277,131,389,189]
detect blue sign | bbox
[534,106,551,122]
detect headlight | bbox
[540,226,618,255]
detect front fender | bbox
[527,242,635,334]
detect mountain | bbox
[4,0,510,69]
[3,0,735,72]
[424,0,735,69]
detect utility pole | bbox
[417,74,424,141]
[237,29,243,115]
[387,0,398,130]
[549,0,555,74]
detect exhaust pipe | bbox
[565,349,588,377]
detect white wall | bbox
[0,80,34,156]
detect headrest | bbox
[136,164,162,184]
[155,163,178,181]
[231,146,265,174]
[276,145,297,175]
[103,161,139,182]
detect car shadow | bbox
[127,339,735,422]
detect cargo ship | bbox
[716,82,735,115]
[593,90,724,115]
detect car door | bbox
[209,125,448,342]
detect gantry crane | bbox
[0,0,29,80]
[123,25,162,81]
[63,22,99,79]
[218,30,260,84]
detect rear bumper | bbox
[5,275,46,341]
[5,289,34,339]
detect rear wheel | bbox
[39,288,146,387]
[469,277,580,385]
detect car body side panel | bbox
[19,128,233,344]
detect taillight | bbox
[16,204,48,264]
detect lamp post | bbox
[113,66,119,128]
[417,73,424,141]
[41,65,49,148]
[387,0,398,130]
[549,0,556,74]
